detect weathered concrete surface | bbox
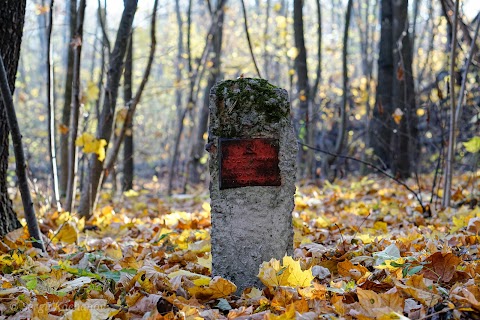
[208,78,297,292]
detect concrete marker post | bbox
[207,78,297,292]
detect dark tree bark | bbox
[59,0,77,198]
[370,0,394,170]
[293,0,312,178]
[0,0,27,236]
[77,0,138,217]
[103,0,157,192]
[65,0,86,212]
[0,56,44,251]
[122,35,134,191]
[187,0,226,186]
[370,0,417,179]
[392,0,416,179]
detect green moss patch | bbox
[215,78,288,123]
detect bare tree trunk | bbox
[59,0,77,198]
[186,0,226,188]
[46,0,62,210]
[102,0,157,192]
[327,0,352,167]
[370,0,394,169]
[293,0,311,179]
[122,35,134,191]
[77,0,137,218]
[392,0,415,179]
[0,0,27,237]
[168,0,193,194]
[442,0,460,207]
[0,56,44,251]
[65,0,86,213]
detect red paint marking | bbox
[220,138,281,189]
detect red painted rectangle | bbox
[220,138,281,189]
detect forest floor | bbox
[1,173,479,319]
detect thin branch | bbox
[240,0,262,78]
[0,56,45,252]
[299,142,426,212]
[97,0,111,53]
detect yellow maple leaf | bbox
[187,276,236,300]
[75,132,107,161]
[258,256,314,288]
[267,303,296,320]
[258,258,291,287]
[52,222,78,244]
[72,306,91,320]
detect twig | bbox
[97,0,111,53]
[418,307,451,320]
[299,142,426,212]
[240,0,262,78]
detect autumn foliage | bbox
[0,174,479,319]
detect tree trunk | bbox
[392,0,416,179]
[65,0,86,212]
[293,0,311,179]
[442,0,460,207]
[59,0,77,197]
[0,0,27,236]
[370,0,417,179]
[187,1,226,186]
[122,35,134,191]
[370,0,394,170]
[45,0,62,210]
[77,0,137,217]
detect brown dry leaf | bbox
[357,288,383,314]
[377,99,384,115]
[397,65,404,81]
[58,124,69,135]
[379,291,404,313]
[227,306,253,319]
[271,287,297,310]
[396,282,440,306]
[187,276,236,301]
[422,252,461,283]
[338,260,368,281]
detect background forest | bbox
[10,0,479,215]
[0,0,479,318]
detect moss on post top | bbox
[214,78,289,123]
